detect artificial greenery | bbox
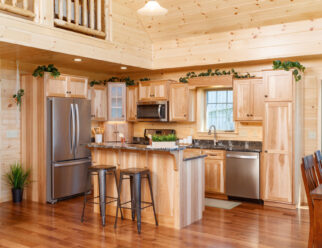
[152,134,177,142]
[32,64,60,78]
[13,89,24,111]
[139,77,150,81]
[90,76,136,87]
[272,60,305,82]
[5,163,31,189]
[179,68,255,83]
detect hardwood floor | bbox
[0,197,309,248]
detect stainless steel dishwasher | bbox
[226,151,260,199]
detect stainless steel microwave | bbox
[137,101,168,122]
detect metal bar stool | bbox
[114,168,158,234]
[81,165,123,226]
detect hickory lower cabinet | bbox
[87,85,107,121]
[185,149,226,198]
[46,73,88,98]
[261,70,303,209]
[169,83,196,122]
[233,78,264,121]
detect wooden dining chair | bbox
[314,150,322,184]
[301,155,320,248]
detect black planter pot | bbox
[12,188,23,203]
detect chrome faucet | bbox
[208,125,218,146]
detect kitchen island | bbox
[87,143,206,229]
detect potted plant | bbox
[151,134,177,148]
[5,163,31,203]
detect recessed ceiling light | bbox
[74,58,82,62]
[121,66,127,70]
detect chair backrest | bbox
[301,155,319,217]
[314,150,322,184]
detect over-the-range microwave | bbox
[136,101,168,122]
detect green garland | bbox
[32,64,60,78]
[90,76,136,87]
[272,60,305,82]
[13,89,24,111]
[179,68,255,83]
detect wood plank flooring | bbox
[0,197,309,248]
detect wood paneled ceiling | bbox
[128,0,322,42]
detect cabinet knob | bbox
[247,114,250,117]
[264,95,268,98]
[122,115,124,117]
[264,150,268,153]
[91,114,95,117]
[184,114,187,117]
[250,114,253,117]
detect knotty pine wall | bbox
[0,58,110,203]
[124,57,322,155]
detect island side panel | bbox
[90,148,182,229]
[180,157,205,228]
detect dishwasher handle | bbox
[226,154,258,159]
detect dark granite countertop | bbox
[87,142,186,152]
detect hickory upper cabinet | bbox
[169,83,196,122]
[107,82,126,121]
[233,78,264,121]
[127,86,138,122]
[46,73,88,98]
[87,85,108,121]
[138,80,170,102]
[263,70,293,101]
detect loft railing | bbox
[0,0,35,18]
[53,0,108,39]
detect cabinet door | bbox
[169,84,188,121]
[262,102,293,204]
[46,75,68,97]
[138,81,168,101]
[108,83,126,121]
[138,82,152,101]
[233,80,251,121]
[153,81,168,100]
[68,76,88,98]
[251,79,264,121]
[263,70,293,101]
[127,86,138,122]
[89,86,107,121]
[205,157,225,194]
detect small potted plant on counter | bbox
[5,163,31,203]
[150,134,178,149]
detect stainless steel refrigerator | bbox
[47,97,91,203]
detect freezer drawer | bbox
[226,151,260,199]
[52,159,91,199]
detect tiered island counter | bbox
[87,143,207,229]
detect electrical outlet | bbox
[6,130,18,138]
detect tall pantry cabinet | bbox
[261,70,303,208]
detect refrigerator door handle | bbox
[70,104,76,154]
[75,103,80,153]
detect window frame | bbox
[204,88,235,132]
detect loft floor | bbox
[0,197,309,248]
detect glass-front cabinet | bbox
[107,82,126,121]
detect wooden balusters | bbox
[67,0,72,22]
[53,0,106,38]
[90,0,94,29]
[82,0,88,27]
[58,0,63,19]
[0,0,35,18]
[97,0,101,31]
[23,0,28,10]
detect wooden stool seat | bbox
[120,167,149,175]
[89,165,116,172]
